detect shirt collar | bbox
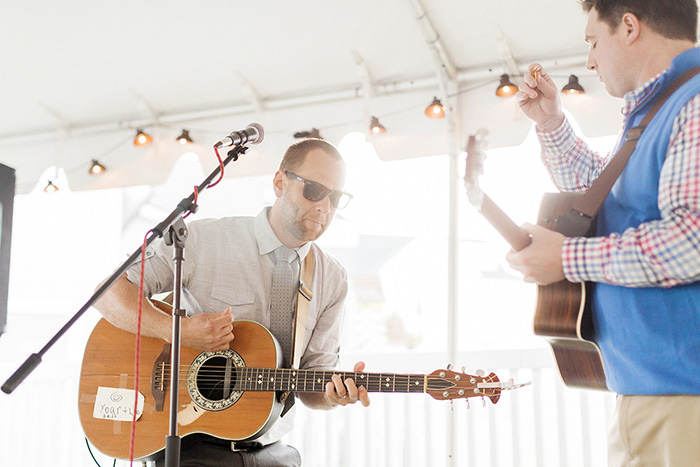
[621,70,666,118]
[253,207,311,260]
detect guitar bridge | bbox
[151,344,170,412]
[538,193,597,237]
[554,209,596,237]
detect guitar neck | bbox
[236,367,431,394]
[479,194,531,252]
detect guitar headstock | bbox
[463,129,489,209]
[426,368,504,405]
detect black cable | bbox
[85,437,116,467]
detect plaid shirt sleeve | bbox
[538,118,613,191]
[538,99,700,287]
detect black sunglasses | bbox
[285,171,353,209]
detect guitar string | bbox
[155,363,482,380]
[157,365,431,378]
[152,364,489,383]
[142,361,497,391]
[148,379,477,393]
[153,373,432,383]
[144,365,494,393]
[157,370,445,384]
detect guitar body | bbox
[534,192,607,390]
[78,319,283,460]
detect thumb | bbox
[520,222,537,234]
[219,307,233,321]
[353,361,366,372]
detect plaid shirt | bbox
[538,75,700,287]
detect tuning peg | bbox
[476,369,485,377]
[450,400,454,411]
[461,366,467,374]
[465,399,470,410]
[481,396,486,408]
[446,363,454,371]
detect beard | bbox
[282,200,331,243]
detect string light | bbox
[294,128,322,139]
[424,97,445,119]
[176,129,193,145]
[20,72,589,193]
[44,180,59,193]
[88,159,106,175]
[561,75,585,94]
[495,74,518,97]
[133,129,152,147]
[369,116,387,135]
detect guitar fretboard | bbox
[232,368,440,394]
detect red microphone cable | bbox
[129,230,151,464]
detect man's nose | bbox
[315,194,332,214]
[586,55,596,72]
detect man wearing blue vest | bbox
[507,1,700,465]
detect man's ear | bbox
[621,12,641,44]
[272,170,286,197]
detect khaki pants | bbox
[608,395,700,467]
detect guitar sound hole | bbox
[196,356,238,401]
[187,349,245,411]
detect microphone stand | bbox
[163,215,187,467]
[2,143,250,465]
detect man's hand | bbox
[325,361,371,407]
[517,64,566,133]
[181,307,234,351]
[506,223,567,285]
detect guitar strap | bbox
[279,248,315,417]
[556,67,700,236]
[292,249,314,370]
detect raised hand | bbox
[517,64,566,133]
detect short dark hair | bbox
[279,138,344,172]
[580,0,698,42]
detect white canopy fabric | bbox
[0,0,633,194]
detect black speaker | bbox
[0,163,15,337]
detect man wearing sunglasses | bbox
[94,138,369,466]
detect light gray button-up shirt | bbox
[126,207,348,443]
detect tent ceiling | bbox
[0,0,623,193]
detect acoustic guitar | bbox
[463,130,608,391]
[79,313,521,460]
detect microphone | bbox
[214,123,265,148]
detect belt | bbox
[231,440,264,452]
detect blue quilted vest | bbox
[593,47,700,394]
